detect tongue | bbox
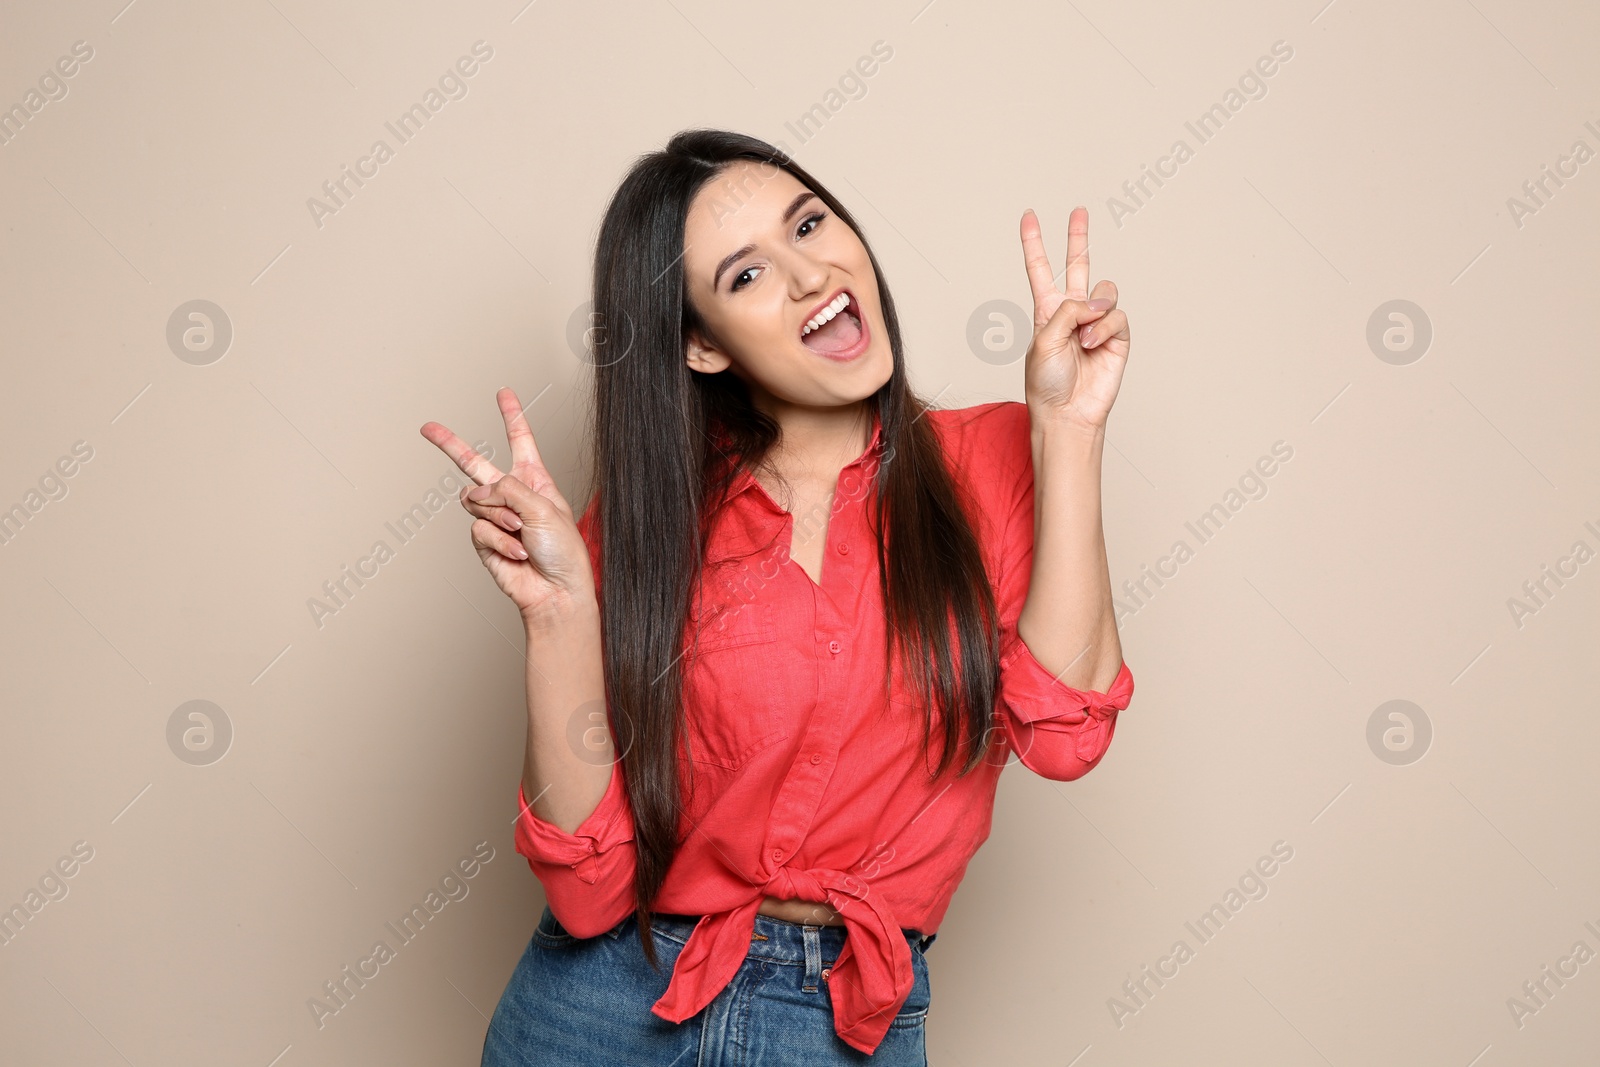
[801,310,862,354]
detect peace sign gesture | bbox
[419,387,596,621]
[1019,206,1131,434]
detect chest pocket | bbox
[681,594,792,772]
[688,596,774,653]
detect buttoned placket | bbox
[764,480,857,870]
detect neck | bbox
[737,390,875,499]
[767,400,873,479]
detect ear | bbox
[685,330,733,375]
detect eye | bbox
[728,212,829,293]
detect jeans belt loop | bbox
[801,925,823,993]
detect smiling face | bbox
[681,161,893,414]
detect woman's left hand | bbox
[1018,205,1131,435]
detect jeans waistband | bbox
[645,910,937,957]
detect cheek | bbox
[702,311,786,381]
[732,295,798,352]
[722,344,809,397]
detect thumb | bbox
[1038,297,1108,349]
[468,475,553,526]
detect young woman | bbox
[420,128,1135,1065]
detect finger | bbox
[1019,209,1058,324]
[460,485,523,532]
[1062,206,1091,300]
[1081,309,1128,349]
[496,387,548,479]
[471,517,528,561]
[1041,296,1100,347]
[420,421,505,486]
[497,388,572,513]
[466,474,553,527]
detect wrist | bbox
[1030,415,1106,475]
[1028,404,1106,447]
[521,589,600,635]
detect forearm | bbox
[1017,413,1123,692]
[519,601,614,834]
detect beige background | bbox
[3,0,1598,1063]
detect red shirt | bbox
[513,400,1135,1055]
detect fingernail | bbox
[1087,298,1112,312]
[513,545,528,560]
[506,515,523,530]
[468,486,489,501]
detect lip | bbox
[798,287,870,363]
[801,287,851,331]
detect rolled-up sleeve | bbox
[990,405,1134,781]
[513,759,638,937]
[998,641,1134,780]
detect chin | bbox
[837,348,894,403]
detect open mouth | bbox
[799,289,865,357]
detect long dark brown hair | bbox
[584,128,1003,968]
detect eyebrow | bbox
[710,191,819,290]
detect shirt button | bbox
[772,848,784,862]
[837,542,849,555]
[828,640,841,654]
[810,753,822,765]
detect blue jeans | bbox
[481,904,937,1065]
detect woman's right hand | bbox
[419,387,595,621]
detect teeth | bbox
[801,293,852,337]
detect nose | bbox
[780,246,831,304]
